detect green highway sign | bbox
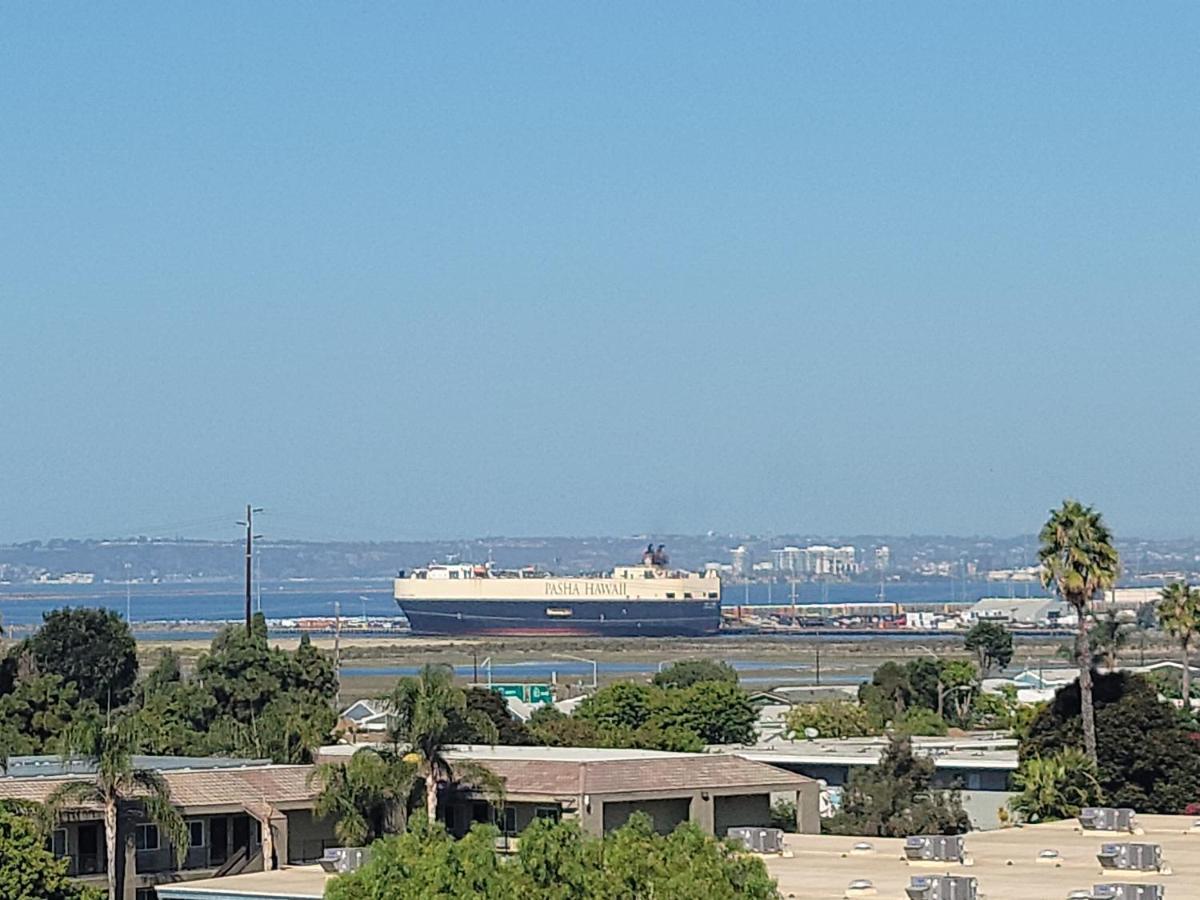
[488,683,554,705]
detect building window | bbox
[187,820,205,848]
[534,806,561,823]
[135,824,160,852]
[501,807,517,835]
[51,828,68,857]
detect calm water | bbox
[0,578,1050,635]
[0,581,396,628]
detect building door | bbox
[209,817,228,865]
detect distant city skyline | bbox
[3,6,1198,543]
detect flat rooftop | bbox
[156,865,330,900]
[319,743,699,763]
[739,733,1018,771]
[766,815,1200,899]
[1,754,272,779]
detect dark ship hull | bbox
[398,598,721,637]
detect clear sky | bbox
[2,5,1197,543]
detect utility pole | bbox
[237,505,264,634]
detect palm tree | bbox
[309,746,417,845]
[387,664,501,823]
[1038,500,1120,764]
[1008,748,1103,823]
[1157,581,1200,714]
[1089,610,1131,672]
[45,716,188,900]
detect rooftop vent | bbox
[844,879,877,897]
[904,834,966,863]
[319,847,371,874]
[904,874,978,900]
[1078,807,1137,832]
[726,826,784,854]
[1096,842,1163,872]
[1086,885,1165,900]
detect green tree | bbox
[325,814,779,900]
[1008,748,1103,823]
[174,615,337,762]
[1021,672,1200,813]
[527,707,606,748]
[964,621,1014,675]
[387,664,500,822]
[785,700,874,739]
[895,707,948,736]
[45,716,188,900]
[905,657,947,717]
[1038,499,1120,764]
[825,735,969,837]
[574,683,654,732]
[24,609,138,708]
[0,806,102,900]
[309,746,417,845]
[506,817,602,899]
[654,681,756,745]
[292,633,339,699]
[446,687,536,746]
[1157,581,1200,714]
[0,673,98,758]
[858,661,911,729]
[652,659,738,689]
[938,660,980,728]
[325,817,504,900]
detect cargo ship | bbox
[394,544,721,636]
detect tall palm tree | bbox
[1038,500,1120,764]
[45,716,188,900]
[387,664,501,822]
[1157,581,1200,714]
[308,746,417,845]
[1089,610,1131,672]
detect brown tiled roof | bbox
[457,754,810,798]
[0,765,318,812]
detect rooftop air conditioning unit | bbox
[904,874,978,900]
[1078,807,1137,832]
[726,826,784,854]
[1087,885,1165,900]
[904,835,966,863]
[1096,843,1163,871]
[319,847,371,874]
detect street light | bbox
[124,562,132,622]
[551,653,597,689]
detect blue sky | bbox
[1,5,1197,542]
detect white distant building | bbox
[731,545,751,578]
[771,546,804,574]
[966,596,1075,627]
[768,545,859,577]
[873,546,890,571]
[801,545,858,576]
